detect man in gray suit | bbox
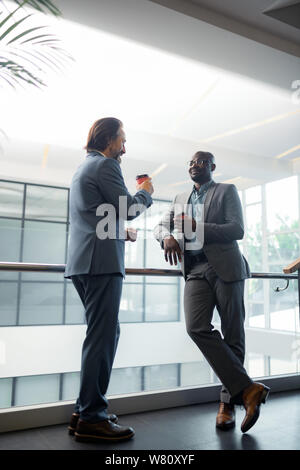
[65,117,153,443]
[154,151,269,433]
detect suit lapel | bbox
[204,182,218,221]
[175,190,193,212]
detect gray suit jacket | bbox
[65,152,152,278]
[154,182,250,282]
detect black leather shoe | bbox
[216,402,235,430]
[68,412,118,436]
[241,382,270,433]
[74,418,135,442]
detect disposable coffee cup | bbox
[136,174,149,185]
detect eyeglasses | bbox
[188,159,211,168]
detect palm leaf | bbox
[0,13,32,35]
[7,25,48,44]
[21,33,56,43]
[0,58,44,88]
[12,0,61,16]
[8,45,66,70]
[0,0,74,90]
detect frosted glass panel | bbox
[145,283,179,321]
[19,282,64,325]
[0,282,18,325]
[15,374,60,406]
[119,283,143,322]
[124,232,144,268]
[0,378,13,408]
[65,282,85,324]
[181,361,211,387]
[22,220,66,264]
[0,181,24,218]
[22,220,66,281]
[0,218,22,281]
[62,372,80,401]
[25,185,68,222]
[144,364,178,390]
[108,367,142,395]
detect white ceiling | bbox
[150,0,300,53]
[0,0,299,199]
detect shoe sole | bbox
[241,386,270,433]
[74,431,135,443]
[216,421,235,431]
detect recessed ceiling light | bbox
[275,144,300,159]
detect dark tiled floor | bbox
[0,391,299,450]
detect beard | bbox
[190,170,210,184]
[113,149,124,164]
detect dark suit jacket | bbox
[65,152,152,278]
[154,182,250,282]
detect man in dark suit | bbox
[65,117,153,443]
[154,151,269,433]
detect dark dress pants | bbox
[71,273,123,422]
[184,264,253,403]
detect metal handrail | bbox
[0,261,298,279]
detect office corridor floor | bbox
[0,390,299,451]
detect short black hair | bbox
[193,151,215,164]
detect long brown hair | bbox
[85,117,123,152]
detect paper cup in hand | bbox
[136,174,149,185]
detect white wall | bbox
[0,322,297,378]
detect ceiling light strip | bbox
[222,176,242,184]
[150,163,168,178]
[275,144,300,159]
[199,109,300,143]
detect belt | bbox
[188,252,208,264]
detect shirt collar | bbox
[193,179,214,195]
[87,149,106,157]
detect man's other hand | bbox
[126,228,137,242]
[163,236,182,266]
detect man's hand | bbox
[173,213,196,237]
[125,227,137,242]
[163,235,182,265]
[136,178,154,195]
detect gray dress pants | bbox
[71,273,123,422]
[184,262,252,403]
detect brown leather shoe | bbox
[74,418,135,442]
[216,402,235,430]
[68,412,118,436]
[241,382,270,433]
